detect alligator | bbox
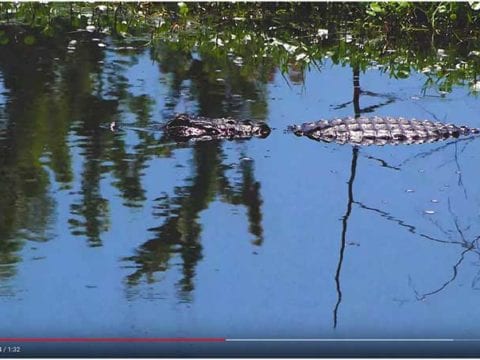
[289,116,480,146]
[163,113,271,142]
[114,114,479,146]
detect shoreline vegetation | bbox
[1,2,480,94]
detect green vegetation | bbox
[3,2,480,36]
[2,2,480,94]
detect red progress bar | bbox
[0,338,225,343]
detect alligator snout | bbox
[255,123,272,138]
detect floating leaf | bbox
[317,28,328,39]
[115,21,128,34]
[296,53,307,61]
[437,4,447,13]
[369,3,384,13]
[178,2,188,17]
[396,66,410,79]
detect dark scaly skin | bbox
[289,116,480,146]
[164,114,271,142]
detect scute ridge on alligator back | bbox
[164,113,271,142]
[289,116,480,146]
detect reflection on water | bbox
[1,17,480,341]
[0,24,270,291]
[0,26,60,280]
[123,142,264,301]
[155,43,270,119]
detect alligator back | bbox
[164,114,271,142]
[290,116,480,146]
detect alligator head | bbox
[164,114,271,142]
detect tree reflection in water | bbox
[123,141,265,301]
[0,25,60,280]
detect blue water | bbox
[1,38,480,344]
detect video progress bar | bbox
[1,338,478,343]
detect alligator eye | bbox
[167,114,190,127]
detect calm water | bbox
[2,28,480,347]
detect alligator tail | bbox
[459,125,480,136]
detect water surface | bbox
[1,26,480,346]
